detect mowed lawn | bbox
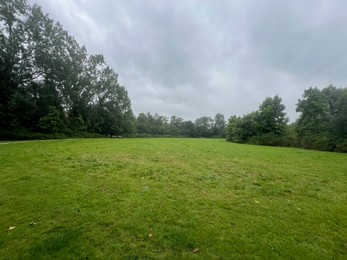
[0,138,346,259]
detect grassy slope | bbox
[0,138,346,259]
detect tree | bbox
[0,0,33,128]
[195,116,213,137]
[38,106,64,133]
[256,95,288,144]
[180,120,197,137]
[334,89,347,139]
[170,116,183,128]
[226,116,242,142]
[213,113,226,137]
[296,85,347,151]
[226,112,259,143]
[296,87,332,149]
[226,95,288,145]
[136,113,150,134]
[334,89,347,152]
[0,0,135,138]
[88,66,135,135]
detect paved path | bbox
[0,141,32,145]
[0,139,79,145]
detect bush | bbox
[38,106,65,133]
[0,128,47,140]
[248,134,284,146]
[0,128,104,141]
[335,139,347,153]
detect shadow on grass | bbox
[28,226,86,259]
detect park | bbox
[1,138,346,258]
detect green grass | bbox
[0,138,346,259]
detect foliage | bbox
[195,116,214,137]
[281,122,300,147]
[296,85,347,151]
[179,120,197,137]
[213,113,226,137]
[225,88,346,152]
[135,113,225,138]
[0,0,135,138]
[38,106,64,133]
[257,95,288,136]
[226,96,288,145]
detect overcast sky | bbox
[28,0,347,121]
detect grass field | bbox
[0,138,346,259]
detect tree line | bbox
[135,85,347,153]
[0,0,135,139]
[135,113,226,138]
[1,0,346,152]
[226,86,347,152]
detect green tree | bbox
[0,0,135,138]
[180,120,197,137]
[170,115,183,129]
[334,89,347,152]
[226,112,259,143]
[0,0,33,128]
[296,87,332,149]
[38,106,64,133]
[295,85,347,151]
[195,116,213,137]
[248,95,289,145]
[226,116,242,142]
[213,113,226,137]
[226,96,288,145]
[88,65,134,135]
[257,95,288,136]
[334,89,347,139]
[136,113,150,134]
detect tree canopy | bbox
[226,95,288,145]
[296,85,347,151]
[225,87,347,152]
[134,113,225,138]
[0,0,134,138]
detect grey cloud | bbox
[246,0,347,81]
[28,0,347,121]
